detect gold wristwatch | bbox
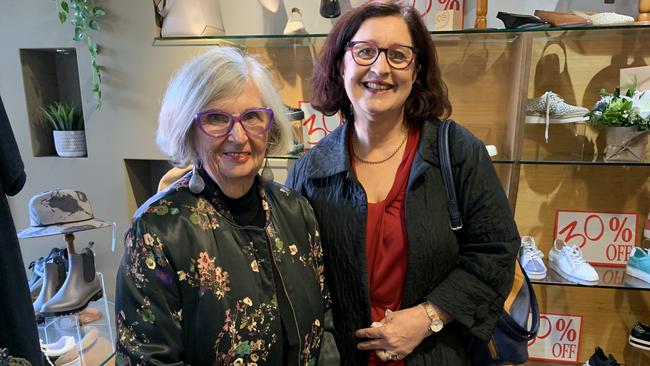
[422,301,444,333]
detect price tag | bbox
[555,210,639,266]
[298,101,343,149]
[528,313,582,363]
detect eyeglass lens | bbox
[199,109,273,137]
[349,42,414,69]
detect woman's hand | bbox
[354,305,432,362]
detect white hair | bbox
[156,46,291,166]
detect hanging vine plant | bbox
[56,0,106,110]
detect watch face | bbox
[430,319,444,332]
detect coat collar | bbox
[302,120,443,180]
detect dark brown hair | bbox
[311,0,451,124]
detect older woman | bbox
[116,47,328,365]
[287,1,519,365]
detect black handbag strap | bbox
[437,120,540,338]
[438,120,463,230]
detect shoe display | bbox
[630,321,650,350]
[283,8,307,35]
[40,246,103,317]
[534,10,592,27]
[32,254,68,313]
[28,247,68,298]
[519,236,547,280]
[626,247,650,283]
[583,346,620,366]
[496,12,550,29]
[320,0,341,19]
[548,239,599,285]
[526,91,589,142]
[41,334,81,366]
[573,11,634,26]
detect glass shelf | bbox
[519,160,650,166]
[153,24,650,47]
[532,265,650,290]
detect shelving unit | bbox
[19,48,86,158]
[147,24,650,365]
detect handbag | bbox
[437,120,540,365]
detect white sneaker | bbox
[548,239,599,285]
[526,91,589,142]
[519,236,547,279]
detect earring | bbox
[260,158,274,181]
[188,163,205,194]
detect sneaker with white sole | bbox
[626,247,650,283]
[526,91,589,142]
[630,321,650,351]
[519,236,547,279]
[548,239,599,285]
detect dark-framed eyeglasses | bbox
[195,108,274,138]
[346,41,418,70]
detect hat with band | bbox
[17,190,116,250]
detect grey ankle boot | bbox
[40,247,102,316]
[32,257,67,312]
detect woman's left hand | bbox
[354,305,431,362]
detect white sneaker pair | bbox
[548,239,599,285]
[519,236,547,279]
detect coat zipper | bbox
[266,229,302,365]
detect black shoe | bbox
[585,347,620,366]
[497,11,550,29]
[630,321,650,351]
[320,0,340,19]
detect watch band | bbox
[422,301,444,333]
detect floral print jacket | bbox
[116,175,329,366]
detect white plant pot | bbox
[53,130,87,157]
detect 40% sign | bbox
[528,313,582,363]
[555,211,638,266]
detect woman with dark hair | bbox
[287,1,519,365]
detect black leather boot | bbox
[40,246,102,317]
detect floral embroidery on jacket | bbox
[214,298,279,366]
[187,198,219,230]
[301,319,324,366]
[177,251,231,298]
[116,310,149,366]
[146,199,179,216]
[123,229,169,289]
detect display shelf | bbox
[152,24,650,47]
[532,266,650,291]
[38,272,115,366]
[519,160,650,166]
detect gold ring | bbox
[385,351,398,361]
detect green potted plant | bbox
[56,0,106,110]
[41,102,87,157]
[586,85,650,162]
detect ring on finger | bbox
[385,350,398,361]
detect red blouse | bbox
[351,125,421,366]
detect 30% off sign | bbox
[555,210,639,266]
[528,313,582,363]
